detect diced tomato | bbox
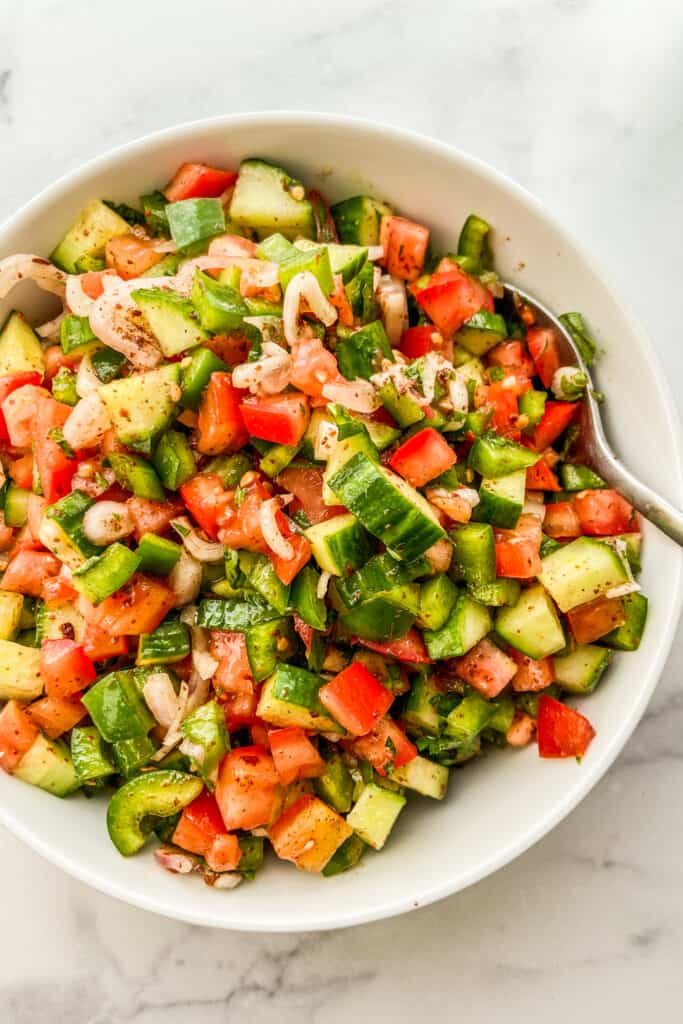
[399,325,442,360]
[105,234,162,279]
[351,717,417,776]
[0,516,14,551]
[2,384,51,448]
[388,427,456,488]
[269,517,311,585]
[506,711,536,747]
[379,215,430,282]
[529,401,579,451]
[289,337,341,399]
[319,662,394,736]
[217,487,269,554]
[127,494,185,542]
[510,650,556,692]
[8,453,34,489]
[43,346,84,379]
[525,456,561,491]
[543,501,582,539]
[0,373,42,443]
[2,549,60,597]
[34,396,78,502]
[203,333,251,367]
[240,393,310,446]
[40,638,96,700]
[27,696,86,739]
[221,690,259,732]
[269,727,325,785]
[292,613,314,655]
[527,326,561,388]
[477,381,522,440]
[90,574,175,636]
[0,700,39,773]
[196,372,249,456]
[215,745,280,831]
[173,790,226,856]
[329,275,354,327]
[357,630,432,664]
[455,637,517,698]
[487,341,534,378]
[178,474,232,540]
[81,623,128,661]
[277,466,345,524]
[537,695,595,758]
[164,162,237,202]
[270,794,352,873]
[495,514,543,579]
[79,270,112,300]
[567,595,626,644]
[25,494,46,544]
[411,267,494,337]
[41,573,79,607]
[574,489,635,535]
[205,833,242,873]
[210,631,254,695]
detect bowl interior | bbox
[1,114,681,931]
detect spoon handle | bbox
[589,446,683,547]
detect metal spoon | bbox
[503,284,683,547]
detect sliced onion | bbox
[0,254,67,301]
[89,278,169,368]
[458,487,480,509]
[606,580,641,599]
[283,271,337,346]
[63,392,112,449]
[143,672,180,729]
[82,501,134,545]
[179,737,206,766]
[208,234,258,259]
[154,846,199,875]
[366,246,385,261]
[424,537,453,574]
[150,680,190,760]
[376,274,408,345]
[66,274,99,316]
[168,548,202,606]
[212,873,243,890]
[322,378,379,413]
[316,571,332,600]
[75,353,101,398]
[232,341,291,395]
[185,669,210,716]
[36,309,66,340]
[448,375,469,414]
[171,516,224,562]
[313,420,338,461]
[260,498,294,560]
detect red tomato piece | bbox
[197,372,249,455]
[2,384,51,447]
[379,215,430,282]
[269,795,352,873]
[399,325,442,360]
[510,650,556,692]
[388,428,456,488]
[8,453,34,489]
[217,488,269,554]
[40,638,96,700]
[455,637,517,698]
[90,574,175,636]
[529,401,579,451]
[27,696,87,739]
[205,833,242,873]
[289,337,340,399]
[2,549,61,597]
[537,695,596,758]
[574,489,635,535]
[357,630,432,664]
[477,381,522,440]
[495,514,543,579]
[203,333,251,367]
[487,341,534,378]
[0,373,42,443]
[179,474,232,540]
[525,456,561,491]
[351,717,417,776]
[240,393,311,446]
[411,267,494,337]
[319,663,394,736]
[215,745,280,831]
[269,519,311,585]
[173,789,226,856]
[277,466,345,525]
[506,711,536,747]
[105,234,163,279]
[0,700,39,774]
[41,573,79,608]
[210,631,254,695]
[79,270,111,300]
[526,326,561,388]
[543,501,582,539]
[34,396,78,502]
[567,595,626,644]
[164,162,237,202]
[81,623,128,661]
[126,495,185,542]
[329,275,354,327]
[269,727,326,785]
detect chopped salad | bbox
[0,157,647,886]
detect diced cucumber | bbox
[136,533,182,576]
[314,753,354,813]
[404,673,442,735]
[423,593,492,659]
[107,452,166,501]
[181,700,229,780]
[446,693,494,742]
[257,232,295,262]
[0,591,24,640]
[0,312,45,375]
[488,694,516,733]
[259,441,301,478]
[72,543,141,605]
[377,378,425,428]
[469,431,541,477]
[152,430,196,491]
[553,644,612,694]
[131,288,208,357]
[136,620,191,666]
[197,594,281,631]
[238,551,290,615]
[337,321,393,381]
[323,432,377,505]
[35,601,86,645]
[279,245,333,294]
[331,196,392,247]
[256,665,340,732]
[60,314,97,354]
[0,639,43,700]
[4,482,30,528]
[363,417,402,451]
[450,523,496,587]
[607,533,642,575]
[244,617,296,682]
[602,592,648,651]
[417,574,459,630]
[328,452,445,561]
[476,469,526,529]
[338,585,418,642]
[180,346,228,410]
[99,363,181,453]
[559,464,607,491]
[82,669,154,742]
[467,578,521,607]
[495,584,566,659]
[519,388,546,427]
[322,833,366,876]
[538,536,631,612]
[346,782,405,850]
[14,733,79,797]
[391,755,448,799]
[229,159,315,240]
[455,310,507,355]
[335,551,426,607]
[291,564,327,630]
[50,200,130,273]
[190,271,249,333]
[305,513,371,575]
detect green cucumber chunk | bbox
[165,198,225,250]
[0,311,45,375]
[137,619,191,666]
[99,363,181,453]
[82,669,155,742]
[331,195,392,246]
[347,782,405,850]
[14,733,80,797]
[602,592,648,650]
[291,564,327,630]
[553,644,612,694]
[538,537,631,612]
[72,543,141,605]
[229,159,314,240]
[476,469,526,529]
[336,321,393,381]
[51,200,130,273]
[450,523,496,588]
[314,753,355,813]
[180,346,229,410]
[107,452,166,501]
[423,592,492,659]
[468,431,541,477]
[322,834,366,876]
[495,584,566,659]
[181,699,230,780]
[190,271,249,333]
[136,533,182,576]
[305,514,371,575]
[131,287,208,358]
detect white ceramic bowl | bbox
[1,113,681,932]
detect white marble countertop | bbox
[2,0,682,1019]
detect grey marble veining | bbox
[1,0,682,1019]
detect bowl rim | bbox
[1,111,681,932]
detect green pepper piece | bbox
[519,388,546,428]
[238,835,265,876]
[202,452,251,488]
[468,431,541,477]
[60,314,97,354]
[51,367,79,406]
[141,191,170,237]
[113,735,158,778]
[72,543,141,605]
[91,346,126,384]
[180,346,229,409]
[322,833,365,876]
[314,753,354,813]
[181,700,230,780]
[191,271,249,333]
[71,726,115,782]
[291,564,327,630]
[558,312,597,368]
[82,670,155,742]
[136,533,182,576]
[106,770,204,855]
[456,213,491,274]
[137,619,191,666]
[238,551,290,615]
[107,452,166,501]
[336,321,393,381]
[152,430,196,491]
